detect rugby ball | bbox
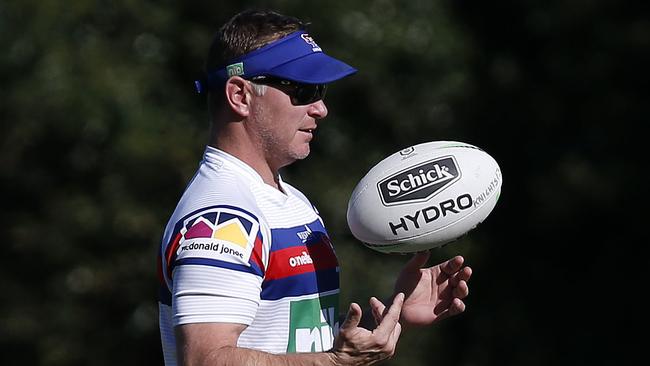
[346,141,502,254]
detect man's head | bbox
[205,10,305,116]
[203,9,356,172]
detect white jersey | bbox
[157,147,340,366]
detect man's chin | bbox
[292,146,311,161]
[291,153,310,162]
[277,149,310,169]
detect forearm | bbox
[189,345,340,366]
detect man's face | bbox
[248,82,328,169]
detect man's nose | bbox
[307,99,328,119]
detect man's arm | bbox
[176,294,405,366]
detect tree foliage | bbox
[1,0,645,365]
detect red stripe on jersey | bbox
[249,233,265,275]
[165,232,182,279]
[265,242,338,281]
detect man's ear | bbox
[224,76,251,117]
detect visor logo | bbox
[226,62,244,77]
[301,34,322,52]
[377,156,461,206]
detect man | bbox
[158,9,472,366]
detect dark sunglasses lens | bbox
[293,84,327,105]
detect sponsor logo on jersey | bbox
[176,208,259,264]
[377,156,461,206]
[296,230,311,242]
[287,294,339,353]
[289,251,314,267]
[265,230,338,281]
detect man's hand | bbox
[392,252,472,327]
[330,293,405,366]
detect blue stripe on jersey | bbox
[159,285,172,306]
[176,257,264,277]
[260,268,339,300]
[270,219,328,251]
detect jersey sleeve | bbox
[160,205,269,326]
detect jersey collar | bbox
[203,146,290,198]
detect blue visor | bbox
[196,31,357,93]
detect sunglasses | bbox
[248,76,327,106]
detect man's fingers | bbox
[369,297,386,324]
[452,280,469,299]
[375,293,404,335]
[434,298,467,323]
[448,298,466,316]
[442,255,464,275]
[340,302,363,330]
[437,256,467,285]
[404,251,431,271]
[451,266,472,284]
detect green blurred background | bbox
[1,0,645,365]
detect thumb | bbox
[340,302,362,330]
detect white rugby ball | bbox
[346,141,502,254]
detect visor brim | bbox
[265,52,357,84]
